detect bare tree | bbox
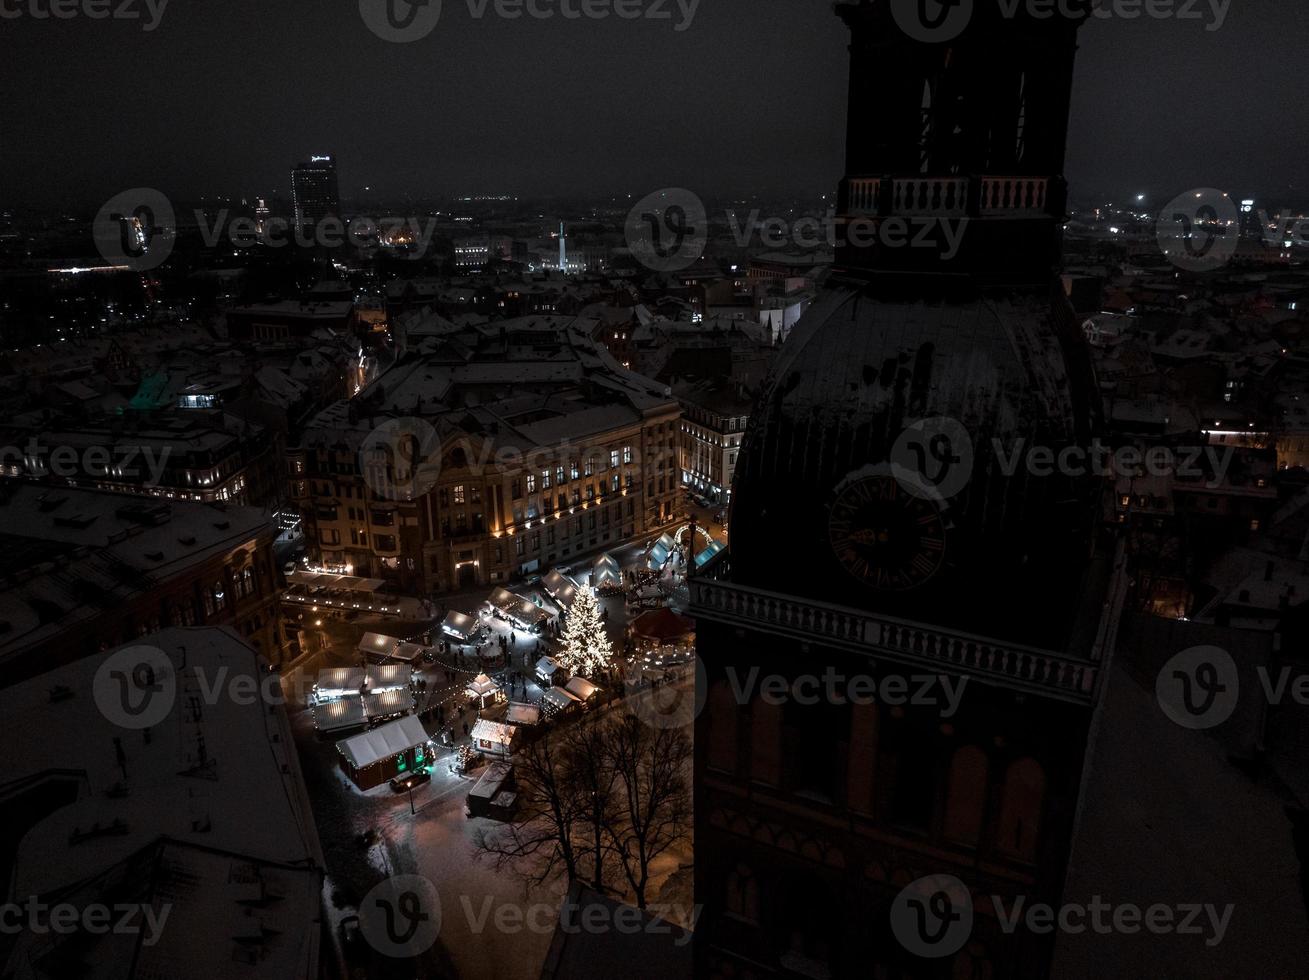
[561,720,620,893]
[603,713,692,910]
[471,731,582,888]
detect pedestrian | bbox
[462,721,469,737]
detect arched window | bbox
[944,746,989,846]
[996,758,1045,862]
[724,864,759,925]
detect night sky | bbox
[2,0,1305,209]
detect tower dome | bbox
[727,275,1101,649]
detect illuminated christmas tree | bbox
[557,586,613,677]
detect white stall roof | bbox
[316,667,367,697]
[312,697,367,733]
[564,676,601,701]
[442,610,479,639]
[471,719,517,747]
[338,715,429,770]
[358,631,401,655]
[543,687,582,711]
[505,702,542,726]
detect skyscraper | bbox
[691,2,1114,977]
[291,155,340,228]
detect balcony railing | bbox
[841,174,1052,218]
[892,177,969,215]
[690,552,1097,704]
[980,176,1049,214]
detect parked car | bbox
[390,770,432,793]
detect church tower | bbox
[691,3,1116,977]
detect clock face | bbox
[829,474,948,592]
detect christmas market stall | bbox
[337,715,433,791]
[470,718,518,760]
[505,701,543,732]
[541,685,583,719]
[466,761,517,820]
[646,533,677,571]
[358,631,402,664]
[629,607,697,670]
[311,665,415,737]
[442,610,481,644]
[535,656,566,687]
[563,674,602,707]
[486,587,551,632]
[541,568,579,610]
[465,672,503,709]
[591,553,623,594]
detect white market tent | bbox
[470,719,518,758]
[392,642,424,666]
[593,553,622,588]
[505,702,542,726]
[362,687,415,721]
[314,667,368,699]
[535,656,565,684]
[542,687,583,715]
[312,697,368,735]
[564,675,601,702]
[542,569,579,609]
[487,588,549,628]
[357,632,401,661]
[338,715,430,771]
[647,533,677,570]
[466,673,501,705]
[442,610,480,641]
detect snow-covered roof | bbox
[564,675,601,701]
[337,715,430,770]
